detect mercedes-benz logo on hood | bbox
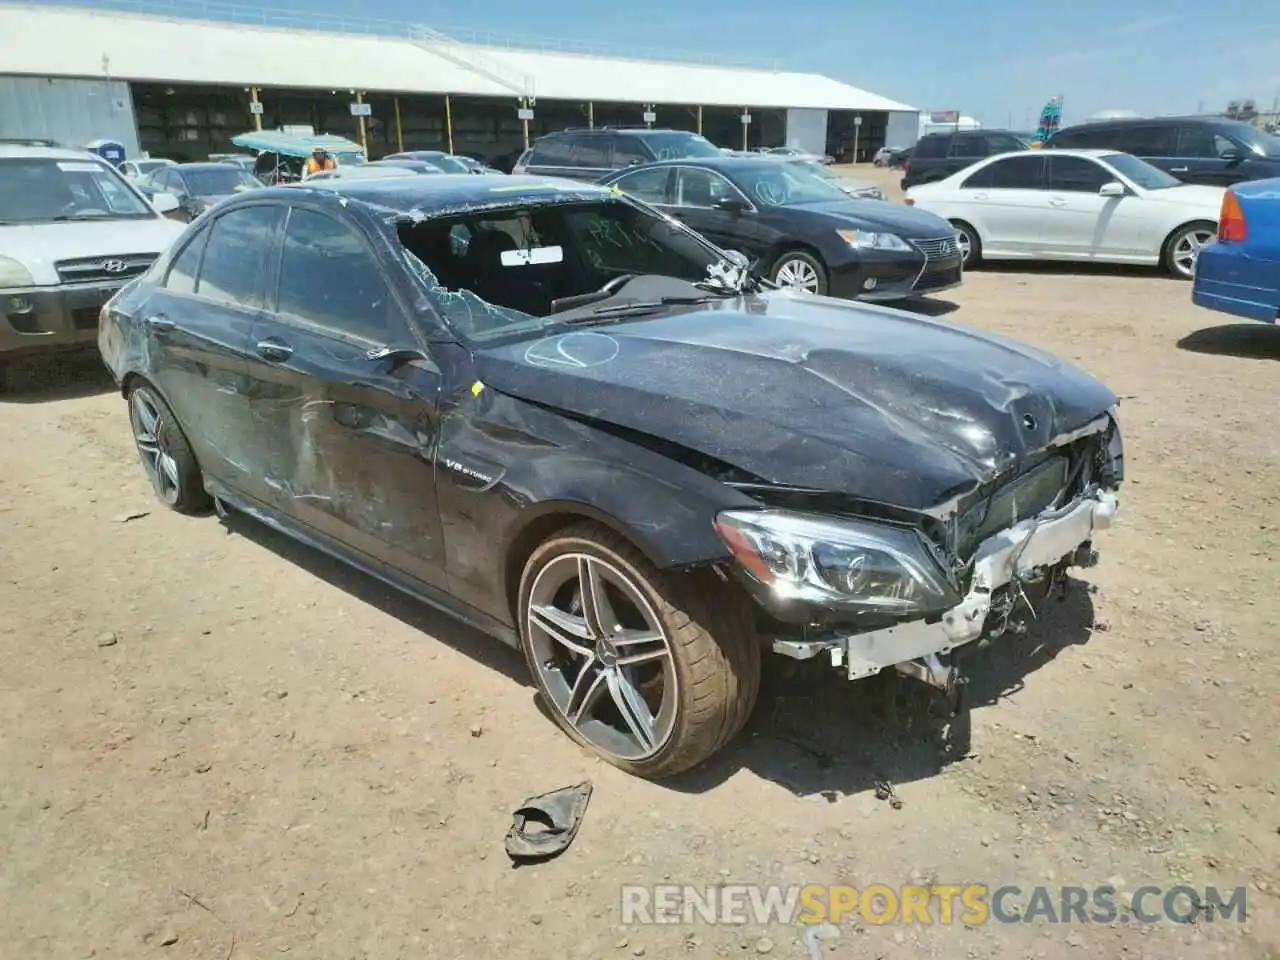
[100,259,129,274]
[1022,413,1038,431]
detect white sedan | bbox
[904,149,1223,279]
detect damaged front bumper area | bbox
[767,487,1119,685]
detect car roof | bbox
[606,156,802,175]
[173,162,248,171]
[537,127,699,140]
[978,148,1122,161]
[268,174,612,214]
[0,145,104,161]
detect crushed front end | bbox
[713,410,1124,701]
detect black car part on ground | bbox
[97,175,1122,779]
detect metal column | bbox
[394,96,404,152]
[249,86,262,131]
[355,90,367,154]
[445,94,454,154]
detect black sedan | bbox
[598,156,962,302]
[141,161,263,222]
[99,175,1124,780]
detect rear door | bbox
[140,203,282,489]
[1116,124,1180,178]
[961,154,1047,254]
[243,204,447,589]
[1040,154,1149,259]
[944,133,988,178]
[522,137,578,179]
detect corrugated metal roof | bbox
[0,3,916,112]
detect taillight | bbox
[903,159,911,174]
[904,197,915,206]
[1219,191,1246,242]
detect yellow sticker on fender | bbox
[471,380,484,396]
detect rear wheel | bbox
[1163,221,1216,279]
[517,522,760,779]
[126,381,211,513]
[770,250,828,295]
[951,220,982,267]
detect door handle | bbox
[1170,166,1188,173]
[255,339,293,362]
[143,313,174,333]
[1048,198,1067,206]
[971,192,988,200]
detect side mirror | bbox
[150,192,181,214]
[1098,181,1126,198]
[714,196,748,214]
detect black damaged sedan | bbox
[598,155,963,301]
[99,175,1123,779]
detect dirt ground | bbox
[1,164,1278,960]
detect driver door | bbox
[243,204,448,589]
[666,166,769,259]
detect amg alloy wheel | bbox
[518,523,760,779]
[127,382,211,513]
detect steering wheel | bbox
[597,273,638,296]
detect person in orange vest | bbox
[304,146,337,177]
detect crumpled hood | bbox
[0,217,186,285]
[474,290,1118,512]
[791,198,955,238]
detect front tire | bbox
[1162,220,1216,280]
[126,381,211,513]
[517,522,760,780]
[770,250,828,295]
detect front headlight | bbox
[0,255,35,288]
[714,509,959,615]
[836,229,912,252]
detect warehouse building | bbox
[0,2,919,167]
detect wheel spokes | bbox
[526,551,679,762]
[566,660,608,726]
[607,669,658,753]
[529,604,594,659]
[578,556,620,639]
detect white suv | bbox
[0,145,185,371]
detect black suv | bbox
[513,127,723,182]
[900,129,1029,190]
[1045,117,1280,187]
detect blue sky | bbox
[68,0,1280,125]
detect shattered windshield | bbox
[396,196,749,343]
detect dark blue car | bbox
[1192,177,1280,324]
